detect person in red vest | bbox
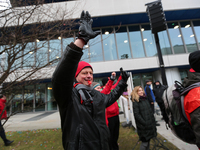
[183,50,200,150]
[102,74,122,150]
[0,95,14,146]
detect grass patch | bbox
[0,126,178,150]
[119,125,179,150]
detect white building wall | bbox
[153,67,182,87]
[3,0,200,26]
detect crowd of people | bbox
[0,10,200,150]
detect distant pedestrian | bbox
[144,80,160,126]
[131,86,157,150]
[153,81,169,123]
[144,80,155,113]
[0,95,14,146]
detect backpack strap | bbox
[180,82,200,122]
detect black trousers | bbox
[0,120,7,143]
[108,115,120,150]
[157,101,169,123]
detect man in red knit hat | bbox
[52,11,129,150]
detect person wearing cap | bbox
[0,95,14,146]
[101,73,122,150]
[153,81,169,123]
[182,50,200,150]
[52,11,129,150]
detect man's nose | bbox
[86,73,92,78]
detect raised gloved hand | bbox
[120,67,130,82]
[110,72,116,81]
[77,11,101,45]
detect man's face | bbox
[155,82,160,85]
[76,67,93,86]
[147,81,152,85]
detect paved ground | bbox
[3,111,198,150]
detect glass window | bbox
[167,22,185,54]
[128,25,145,58]
[49,39,61,66]
[102,27,118,61]
[132,75,141,87]
[0,46,7,71]
[63,37,74,51]
[47,83,57,111]
[81,45,90,62]
[89,29,104,62]
[180,21,198,53]
[7,87,23,113]
[36,40,48,67]
[23,42,35,68]
[115,26,131,59]
[35,84,45,111]
[24,85,34,112]
[193,20,200,48]
[179,69,188,83]
[141,25,157,57]
[158,31,172,55]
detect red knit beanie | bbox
[75,61,93,77]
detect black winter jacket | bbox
[153,81,167,103]
[52,43,127,150]
[132,96,157,142]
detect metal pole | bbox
[154,33,168,86]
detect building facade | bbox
[2,0,200,113]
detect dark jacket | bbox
[132,96,157,141]
[153,81,167,103]
[183,71,200,149]
[52,43,127,150]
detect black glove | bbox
[120,67,130,82]
[77,11,101,45]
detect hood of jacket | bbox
[183,71,200,87]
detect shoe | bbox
[156,123,160,126]
[5,140,14,146]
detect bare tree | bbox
[0,0,80,124]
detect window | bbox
[49,38,61,66]
[180,21,198,53]
[81,45,90,63]
[24,85,34,112]
[63,37,74,52]
[23,42,35,68]
[90,29,104,62]
[193,20,200,48]
[141,25,157,57]
[132,75,141,87]
[102,27,118,61]
[179,69,188,83]
[158,31,172,55]
[35,84,45,111]
[167,22,185,54]
[47,83,57,110]
[128,25,145,58]
[115,26,131,59]
[36,40,48,67]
